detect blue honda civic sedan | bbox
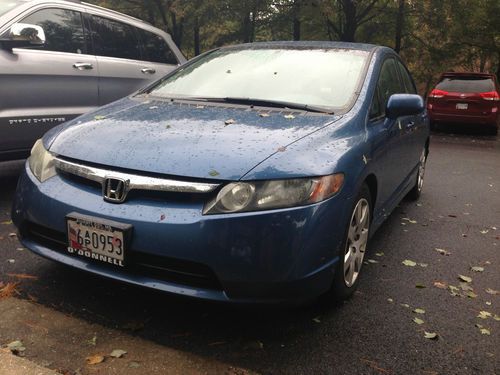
[12,41,429,304]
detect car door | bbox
[368,58,409,213]
[84,14,175,106]
[0,6,98,157]
[395,59,427,173]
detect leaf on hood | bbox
[149,106,159,110]
[477,311,492,319]
[434,248,451,256]
[470,266,484,272]
[86,355,105,365]
[259,113,270,118]
[402,259,417,267]
[413,308,426,314]
[485,288,499,295]
[224,119,236,126]
[209,170,220,177]
[424,332,438,340]
[7,340,26,354]
[93,115,106,121]
[110,349,127,358]
[413,317,425,325]
[458,275,472,283]
[284,114,295,119]
[277,146,287,152]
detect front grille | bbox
[22,222,222,291]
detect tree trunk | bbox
[340,0,357,42]
[292,1,301,41]
[394,0,405,53]
[193,18,200,56]
[496,51,500,81]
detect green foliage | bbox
[87,0,500,91]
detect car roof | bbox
[19,0,150,25]
[441,72,496,78]
[221,41,379,52]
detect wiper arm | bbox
[159,96,334,114]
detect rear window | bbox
[436,77,495,93]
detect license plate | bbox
[66,213,132,267]
[456,103,468,110]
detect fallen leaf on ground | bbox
[477,311,491,319]
[7,341,25,354]
[86,355,105,365]
[1,220,12,225]
[208,341,226,346]
[400,303,410,308]
[418,263,428,268]
[415,283,426,289]
[480,230,489,234]
[433,281,447,289]
[110,349,127,358]
[375,252,384,257]
[312,317,321,323]
[459,283,473,291]
[402,259,417,267]
[493,315,500,321]
[387,298,393,303]
[8,233,16,238]
[87,336,97,346]
[458,275,472,283]
[471,266,484,272]
[413,308,426,314]
[485,288,498,295]
[413,317,425,325]
[7,259,15,264]
[0,282,19,299]
[6,273,38,280]
[434,248,451,256]
[480,328,491,335]
[466,291,478,299]
[128,362,141,368]
[424,332,438,340]
[367,259,378,264]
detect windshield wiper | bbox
[156,96,335,114]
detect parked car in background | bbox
[0,0,186,161]
[427,72,499,134]
[12,41,429,304]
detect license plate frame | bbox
[66,212,132,267]
[456,103,468,110]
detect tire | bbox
[407,148,427,201]
[329,184,372,300]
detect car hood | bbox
[49,97,341,180]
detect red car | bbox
[427,72,499,134]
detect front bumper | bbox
[12,162,351,303]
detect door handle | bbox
[73,62,93,70]
[141,68,156,75]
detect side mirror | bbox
[386,94,424,119]
[0,23,46,51]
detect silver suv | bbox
[0,0,186,161]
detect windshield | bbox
[147,48,369,111]
[0,1,22,17]
[436,77,495,93]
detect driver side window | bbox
[370,58,406,119]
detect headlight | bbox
[28,139,57,182]
[203,173,344,215]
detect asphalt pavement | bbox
[0,129,499,375]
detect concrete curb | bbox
[0,350,58,375]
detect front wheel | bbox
[329,184,372,300]
[407,148,427,201]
